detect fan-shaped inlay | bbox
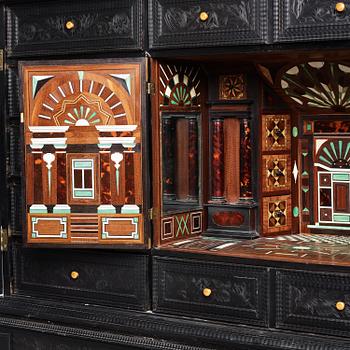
[159,64,201,107]
[317,140,350,169]
[280,62,350,111]
[33,72,128,126]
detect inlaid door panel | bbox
[21,59,148,247]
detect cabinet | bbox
[3,0,350,350]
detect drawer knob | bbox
[199,11,209,22]
[70,271,79,280]
[203,288,212,297]
[66,20,75,30]
[336,2,346,12]
[336,301,346,311]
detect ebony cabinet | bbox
[13,247,150,310]
[153,256,269,326]
[273,0,350,43]
[6,0,145,57]
[149,0,269,49]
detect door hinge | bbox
[0,49,4,71]
[0,226,9,252]
[148,207,154,220]
[146,82,155,95]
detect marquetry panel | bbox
[262,155,291,193]
[160,211,203,244]
[22,59,147,247]
[262,195,292,234]
[262,114,291,152]
[219,74,246,100]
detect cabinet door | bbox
[21,59,149,248]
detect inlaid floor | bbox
[163,234,350,266]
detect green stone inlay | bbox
[306,123,312,131]
[78,71,84,81]
[292,127,298,137]
[344,142,350,159]
[334,215,350,222]
[302,152,308,157]
[73,160,93,169]
[32,233,36,238]
[319,155,332,166]
[333,174,349,181]
[302,187,309,193]
[74,190,93,198]
[102,233,107,239]
[330,142,338,158]
[133,217,139,223]
[323,147,334,161]
[303,208,309,213]
[293,207,299,217]
[302,171,309,176]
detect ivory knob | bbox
[70,271,79,280]
[199,12,209,22]
[336,301,346,311]
[66,21,75,30]
[203,288,212,297]
[335,2,346,12]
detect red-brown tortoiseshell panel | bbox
[262,195,292,235]
[212,211,244,227]
[22,59,147,247]
[262,155,291,193]
[262,115,291,152]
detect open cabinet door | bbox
[21,58,149,248]
[151,59,205,246]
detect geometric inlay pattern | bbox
[262,115,291,152]
[219,74,246,100]
[280,62,350,111]
[263,155,291,192]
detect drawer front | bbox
[276,270,350,336]
[149,0,268,49]
[153,257,268,326]
[274,0,350,43]
[7,0,144,57]
[14,246,150,310]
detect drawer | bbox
[6,0,144,57]
[14,246,150,310]
[153,257,268,326]
[276,270,350,336]
[149,0,268,49]
[273,0,350,43]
